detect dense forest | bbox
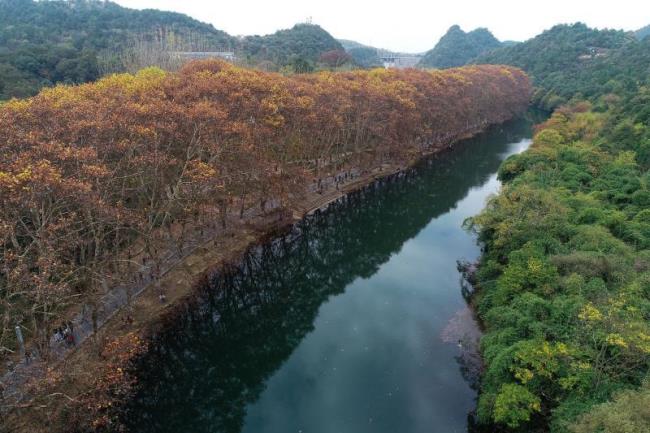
[242,24,344,71]
[0,61,530,366]
[0,0,235,98]
[346,46,383,68]
[418,25,502,68]
[474,23,650,111]
[637,25,650,40]
[0,0,347,99]
[464,20,650,433]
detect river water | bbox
[123,115,536,433]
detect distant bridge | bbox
[379,54,422,69]
[172,52,236,62]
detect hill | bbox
[0,0,236,99]
[242,24,344,68]
[474,23,639,109]
[336,40,381,68]
[338,39,373,51]
[418,25,501,68]
[347,46,382,68]
[0,1,346,99]
[637,24,650,39]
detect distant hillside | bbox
[637,25,650,39]
[501,40,520,47]
[474,23,638,109]
[242,24,344,67]
[0,0,236,99]
[347,47,382,68]
[336,40,381,68]
[418,25,501,68]
[338,39,374,51]
[0,0,345,99]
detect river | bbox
[123,114,537,433]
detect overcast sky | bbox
[113,0,650,53]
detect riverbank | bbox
[464,106,650,431]
[121,115,536,433]
[2,117,525,433]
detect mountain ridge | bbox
[418,25,502,68]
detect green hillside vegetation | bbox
[347,46,382,68]
[636,25,650,40]
[0,0,346,99]
[474,23,644,110]
[418,25,502,68]
[467,99,650,431]
[242,23,344,70]
[466,22,650,433]
[0,0,235,99]
[338,40,398,69]
[337,39,372,50]
[501,40,521,47]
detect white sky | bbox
[113,0,650,53]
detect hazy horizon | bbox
[113,0,649,52]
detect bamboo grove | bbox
[0,59,530,355]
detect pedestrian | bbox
[66,332,75,347]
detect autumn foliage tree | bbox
[0,60,530,358]
[318,50,352,68]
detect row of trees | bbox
[0,60,531,359]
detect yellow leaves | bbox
[261,97,286,128]
[2,98,32,112]
[187,161,217,182]
[572,361,592,371]
[636,333,650,354]
[39,84,84,108]
[131,125,157,140]
[527,257,543,273]
[16,166,33,182]
[0,166,34,189]
[578,303,603,322]
[513,367,534,384]
[605,333,628,349]
[92,67,167,96]
[83,164,110,179]
[534,128,564,147]
[498,67,514,80]
[296,96,314,109]
[264,113,285,128]
[261,99,280,114]
[135,66,167,82]
[613,151,638,169]
[558,376,580,390]
[578,290,650,357]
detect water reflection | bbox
[123,116,535,433]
